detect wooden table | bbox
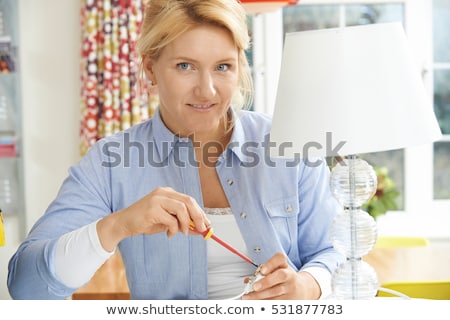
[72,240,450,299]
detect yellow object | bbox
[375,236,448,300]
[202,228,214,240]
[189,221,213,240]
[375,236,429,248]
[377,281,450,300]
[0,210,5,246]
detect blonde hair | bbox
[137,0,253,111]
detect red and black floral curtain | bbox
[79,0,158,155]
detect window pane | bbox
[360,150,404,210]
[246,15,255,111]
[433,0,450,62]
[283,5,340,33]
[246,15,254,68]
[345,4,404,26]
[433,1,450,200]
[434,69,450,135]
[434,142,450,199]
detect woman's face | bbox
[144,25,239,138]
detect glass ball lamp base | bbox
[332,259,379,299]
[330,155,379,299]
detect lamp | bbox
[240,0,299,14]
[269,23,442,299]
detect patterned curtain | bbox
[79,0,158,156]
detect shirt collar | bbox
[226,109,250,163]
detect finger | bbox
[148,205,181,237]
[150,187,211,234]
[259,252,289,275]
[159,199,191,235]
[253,270,282,293]
[159,188,210,232]
[177,194,209,232]
[243,255,291,299]
[242,282,286,300]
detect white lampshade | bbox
[270,22,442,159]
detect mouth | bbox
[188,104,214,110]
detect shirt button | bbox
[240,212,247,219]
[286,204,293,213]
[253,246,261,254]
[227,179,234,185]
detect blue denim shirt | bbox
[8,109,342,299]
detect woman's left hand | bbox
[241,252,321,300]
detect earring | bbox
[148,80,153,87]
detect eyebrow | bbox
[171,56,237,64]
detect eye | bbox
[216,64,230,72]
[177,62,192,70]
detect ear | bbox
[143,55,157,84]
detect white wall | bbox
[0,0,81,299]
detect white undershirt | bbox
[54,209,331,299]
[204,208,256,299]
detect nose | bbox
[194,71,217,99]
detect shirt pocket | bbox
[264,195,299,253]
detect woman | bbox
[8,0,342,300]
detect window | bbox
[250,0,450,238]
[282,2,406,211]
[432,0,450,200]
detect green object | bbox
[362,166,400,219]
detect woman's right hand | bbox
[96,187,210,252]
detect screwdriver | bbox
[189,221,258,268]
